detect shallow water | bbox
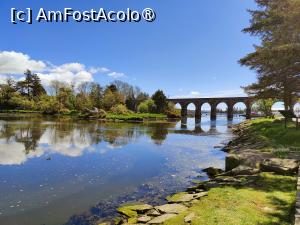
[0,114,244,225]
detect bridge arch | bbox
[232,102,247,118]
[167,97,254,120]
[216,102,228,118]
[271,101,285,116]
[294,102,300,117]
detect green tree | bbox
[102,86,125,111]
[112,80,148,112]
[0,78,17,108]
[89,83,103,109]
[138,99,156,113]
[253,99,276,117]
[57,86,75,111]
[16,70,46,100]
[151,90,167,113]
[240,0,300,110]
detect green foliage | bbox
[252,99,276,117]
[37,95,68,114]
[0,79,17,107]
[165,102,181,118]
[110,104,132,115]
[89,83,103,109]
[138,99,156,113]
[240,0,300,109]
[0,71,172,118]
[16,70,46,100]
[8,93,35,110]
[106,113,166,121]
[151,90,168,113]
[246,118,300,148]
[75,93,93,112]
[102,89,125,111]
[57,86,76,110]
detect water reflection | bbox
[0,118,176,165]
[0,115,240,166]
[0,114,243,225]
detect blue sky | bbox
[0,0,258,99]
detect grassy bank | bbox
[244,118,300,149]
[106,113,167,121]
[164,173,296,225]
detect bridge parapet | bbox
[168,97,254,120]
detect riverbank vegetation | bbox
[0,71,179,120]
[164,173,296,225]
[243,118,300,149]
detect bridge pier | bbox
[195,106,201,119]
[227,104,234,120]
[181,117,187,129]
[181,105,188,117]
[211,104,217,120]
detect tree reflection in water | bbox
[0,114,239,225]
[0,116,180,165]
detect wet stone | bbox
[155,204,188,214]
[146,214,177,224]
[137,215,152,223]
[146,209,160,217]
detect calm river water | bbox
[0,114,244,225]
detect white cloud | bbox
[89,67,110,74]
[0,51,126,87]
[190,91,200,96]
[0,51,46,74]
[52,63,85,73]
[108,72,125,78]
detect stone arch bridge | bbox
[168,97,254,120]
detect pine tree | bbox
[240,0,300,110]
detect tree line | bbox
[240,0,300,111]
[0,70,178,117]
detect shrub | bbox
[165,102,180,118]
[110,104,132,115]
[37,96,66,114]
[8,94,35,110]
[138,99,156,113]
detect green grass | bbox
[164,173,296,225]
[0,110,168,121]
[106,113,167,121]
[246,118,300,149]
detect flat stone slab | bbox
[138,215,152,223]
[193,192,208,199]
[261,158,299,175]
[167,193,194,203]
[230,165,259,176]
[146,209,161,216]
[155,204,188,214]
[117,204,153,218]
[203,167,224,177]
[147,214,177,224]
[184,212,196,223]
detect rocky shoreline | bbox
[98,121,300,225]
